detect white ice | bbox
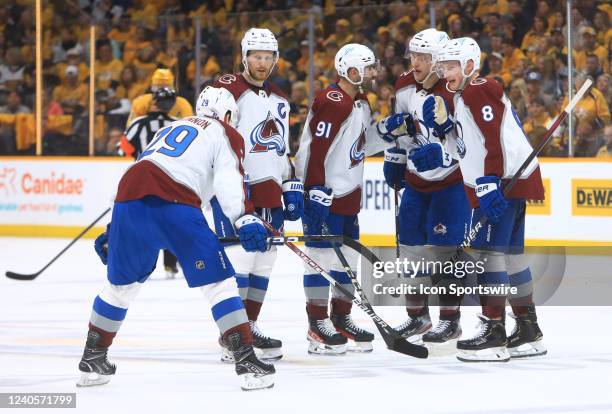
[1,237,612,414]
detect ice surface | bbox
[1,237,612,414]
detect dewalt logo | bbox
[527,178,550,215]
[572,179,612,216]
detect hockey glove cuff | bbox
[282,179,305,221]
[94,224,110,265]
[475,176,509,224]
[383,147,407,189]
[235,214,268,252]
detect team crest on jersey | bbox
[433,223,447,235]
[250,111,286,155]
[412,112,431,146]
[455,121,466,158]
[218,74,237,84]
[349,130,366,168]
[326,90,343,102]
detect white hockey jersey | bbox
[295,84,387,215]
[444,77,544,207]
[115,116,252,223]
[213,73,291,208]
[394,70,462,192]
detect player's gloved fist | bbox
[423,96,453,137]
[408,143,447,172]
[383,147,407,189]
[475,176,509,224]
[282,179,304,221]
[304,186,333,232]
[94,224,110,265]
[235,214,268,252]
[378,113,416,142]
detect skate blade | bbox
[220,350,235,364]
[456,346,511,362]
[257,347,283,361]
[423,338,460,357]
[240,373,275,391]
[509,340,547,358]
[307,337,347,355]
[347,341,373,353]
[76,372,112,387]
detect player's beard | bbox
[360,77,376,93]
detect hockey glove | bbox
[423,95,454,137]
[475,176,509,224]
[377,113,417,142]
[282,179,305,221]
[94,224,110,265]
[304,186,333,233]
[383,147,407,189]
[235,214,268,252]
[408,142,452,172]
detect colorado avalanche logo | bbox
[413,112,431,146]
[250,112,286,155]
[349,130,366,168]
[455,121,466,159]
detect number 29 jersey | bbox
[115,116,253,224]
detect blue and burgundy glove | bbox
[94,224,110,265]
[422,95,454,137]
[408,142,452,172]
[235,214,268,252]
[377,113,417,143]
[383,147,407,189]
[475,176,509,224]
[282,179,304,221]
[304,186,333,233]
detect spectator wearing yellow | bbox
[132,46,159,86]
[115,66,147,102]
[523,96,553,136]
[594,10,612,48]
[487,52,512,88]
[96,42,123,90]
[186,45,221,84]
[405,2,428,32]
[126,69,192,124]
[547,28,568,60]
[521,16,550,52]
[52,65,88,114]
[123,26,151,65]
[574,27,609,73]
[324,19,353,48]
[108,15,135,46]
[56,47,88,83]
[501,37,527,73]
[596,125,612,158]
[474,0,508,18]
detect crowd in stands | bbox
[0,0,611,157]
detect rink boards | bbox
[0,156,611,246]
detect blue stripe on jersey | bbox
[211,297,244,321]
[249,274,269,291]
[93,296,128,321]
[509,268,532,286]
[303,273,330,287]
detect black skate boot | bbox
[76,330,116,387]
[422,312,462,344]
[307,318,347,355]
[394,309,432,342]
[331,314,374,352]
[226,331,275,391]
[251,321,283,361]
[456,314,510,362]
[507,305,547,358]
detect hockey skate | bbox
[225,331,275,391]
[220,322,283,363]
[507,306,547,358]
[422,313,462,356]
[331,314,374,352]
[394,310,432,343]
[76,330,116,387]
[456,314,510,362]
[164,265,179,279]
[307,318,347,355]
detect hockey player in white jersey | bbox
[295,44,405,354]
[80,87,275,391]
[411,37,547,361]
[383,28,470,346]
[210,28,303,362]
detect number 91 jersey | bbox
[115,116,252,224]
[213,73,291,208]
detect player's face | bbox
[409,52,433,82]
[246,50,275,81]
[436,60,463,91]
[348,62,379,89]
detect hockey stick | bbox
[258,220,427,358]
[5,207,111,281]
[451,78,593,262]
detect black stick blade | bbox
[5,271,39,281]
[390,337,429,358]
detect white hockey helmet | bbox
[407,28,450,61]
[436,37,481,78]
[196,86,239,127]
[241,28,279,72]
[334,43,378,85]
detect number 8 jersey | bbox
[115,116,253,224]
